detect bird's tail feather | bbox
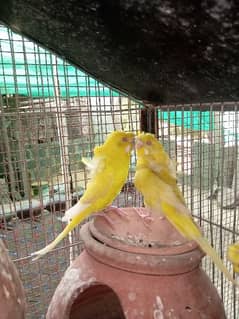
[31,205,92,261]
[161,202,238,286]
[196,236,238,286]
[31,221,76,261]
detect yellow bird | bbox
[135,132,237,286]
[31,131,135,260]
[227,242,239,272]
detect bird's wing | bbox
[63,156,114,221]
[158,169,186,205]
[80,156,115,204]
[82,155,106,178]
[145,150,175,178]
[168,158,177,179]
[148,156,185,205]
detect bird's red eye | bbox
[122,137,128,142]
[146,140,152,145]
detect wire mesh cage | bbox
[0,23,239,318]
[0,24,141,318]
[157,105,239,317]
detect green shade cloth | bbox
[1,25,215,131]
[159,110,213,131]
[0,25,119,98]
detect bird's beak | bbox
[125,137,135,153]
[135,138,144,149]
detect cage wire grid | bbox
[0,24,239,318]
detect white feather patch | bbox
[169,159,177,179]
[150,161,162,174]
[62,202,89,222]
[125,145,131,153]
[81,157,93,169]
[82,156,104,177]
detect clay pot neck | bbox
[80,207,204,275]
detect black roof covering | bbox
[0,0,239,105]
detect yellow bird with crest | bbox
[31,131,134,260]
[134,132,237,286]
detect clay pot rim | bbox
[89,219,198,256]
[81,222,204,275]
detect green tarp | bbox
[0,24,214,131]
[0,25,118,98]
[159,111,213,131]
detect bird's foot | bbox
[94,212,116,229]
[104,205,129,219]
[133,207,153,228]
[95,206,129,228]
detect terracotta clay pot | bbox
[0,239,26,319]
[47,207,226,319]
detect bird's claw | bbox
[95,206,129,228]
[133,207,153,228]
[94,212,116,229]
[104,206,129,219]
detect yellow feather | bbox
[135,132,237,286]
[31,131,135,260]
[227,242,239,273]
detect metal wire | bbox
[1,23,239,318]
[0,24,141,318]
[157,104,239,318]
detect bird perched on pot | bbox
[31,130,135,260]
[134,132,237,286]
[227,242,239,273]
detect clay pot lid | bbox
[90,207,198,256]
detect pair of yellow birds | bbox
[31,131,239,286]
